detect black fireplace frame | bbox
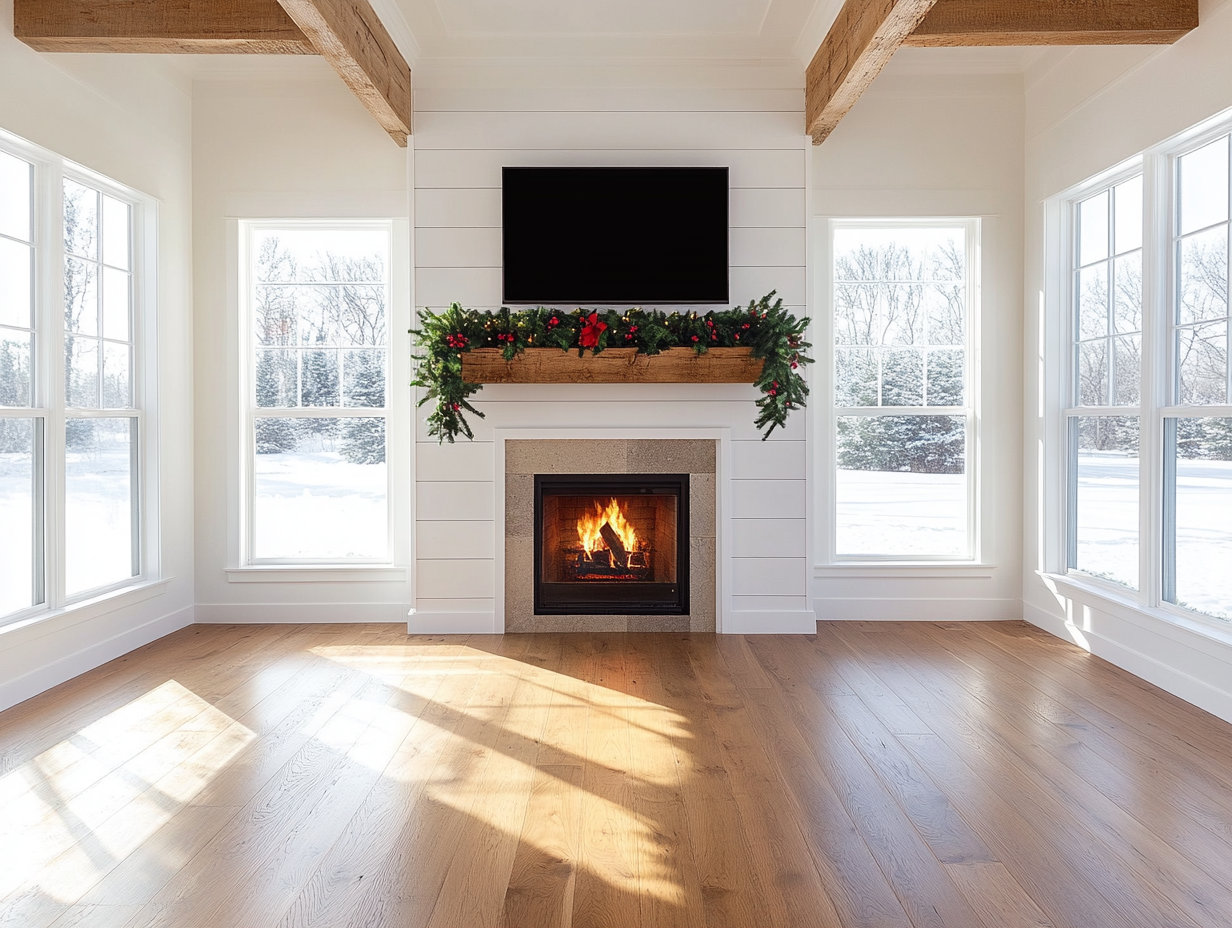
[533,473,690,615]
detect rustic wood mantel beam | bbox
[905,0,1199,47]
[273,0,413,147]
[13,0,315,55]
[805,0,942,145]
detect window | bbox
[0,129,151,624]
[827,220,978,560]
[1055,114,1232,625]
[242,223,391,563]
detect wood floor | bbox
[2,622,1232,928]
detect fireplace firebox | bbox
[534,474,689,615]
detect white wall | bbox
[191,62,412,623]
[1022,0,1232,723]
[811,66,1026,621]
[410,62,815,634]
[0,2,196,710]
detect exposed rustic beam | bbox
[274,0,412,147]
[805,0,942,145]
[905,0,1199,46]
[13,0,314,55]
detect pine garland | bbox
[411,292,811,443]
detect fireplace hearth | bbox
[534,474,689,615]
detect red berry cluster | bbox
[768,380,779,397]
[496,333,515,343]
[547,316,560,328]
[623,324,639,342]
[705,318,719,341]
[444,333,469,349]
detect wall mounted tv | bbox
[502,166,729,304]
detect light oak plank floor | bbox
[2,621,1231,927]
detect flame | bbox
[577,498,638,555]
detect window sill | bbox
[1039,571,1232,653]
[815,563,996,579]
[0,578,171,639]
[225,566,409,584]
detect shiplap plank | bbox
[416,558,495,599]
[416,441,495,483]
[732,439,807,480]
[413,87,803,113]
[731,519,808,558]
[416,521,496,560]
[414,148,806,190]
[732,557,809,595]
[732,479,807,518]
[416,482,496,521]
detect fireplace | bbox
[534,474,689,615]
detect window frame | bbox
[820,216,982,565]
[1048,108,1232,630]
[234,218,409,569]
[0,127,158,627]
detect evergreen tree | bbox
[340,418,385,465]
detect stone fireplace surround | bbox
[500,434,719,632]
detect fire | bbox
[577,498,638,556]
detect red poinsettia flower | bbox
[579,312,607,349]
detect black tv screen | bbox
[502,167,728,304]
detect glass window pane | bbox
[883,285,924,345]
[0,151,32,241]
[1114,175,1143,254]
[1078,263,1109,341]
[255,349,298,408]
[1179,135,1229,236]
[65,256,98,336]
[0,417,38,617]
[0,238,32,329]
[342,349,386,407]
[1072,416,1139,590]
[833,282,878,346]
[927,349,964,406]
[1078,339,1109,406]
[102,196,130,270]
[1079,190,1109,266]
[296,287,340,346]
[253,417,386,559]
[1114,335,1141,406]
[1177,321,1228,405]
[63,180,98,260]
[254,229,387,284]
[300,349,339,407]
[339,285,387,346]
[881,348,924,406]
[67,337,99,408]
[1178,225,1228,325]
[0,332,32,407]
[102,267,131,342]
[65,417,137,595]
[836,415,966,556]
[103,342,130,408]
[835,347,878,407]
[1113,251,1142,334]
[1170,418,1232,621]
[923,284,965,346]
[255,286,297,346]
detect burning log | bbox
[598,522,628,568]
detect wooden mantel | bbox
[461,347,766,385]
[13,0,412,146]
[806,0,1200,144]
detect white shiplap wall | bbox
[411,75,814,633]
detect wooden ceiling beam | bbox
[805,0,942,145]
[13,0,314,55]
[273,0,412,147]
[905,0,1200,47]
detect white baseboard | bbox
[813,597,1022,622]
[407,611,498,634]
[195,603,409,624]
[1024,601,1232,725]
[724,609,818,634]
[0,604,195,714]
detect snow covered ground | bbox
[253,450,386,559]
[837,470,967,557]
[64,443,135,595]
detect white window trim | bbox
[816,216,983,565]
[0,128,159,628]
[228,218,412,575]
[1044,106,1232,638]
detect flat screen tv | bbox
[502,166,728,304]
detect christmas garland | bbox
[411,291,811,443]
